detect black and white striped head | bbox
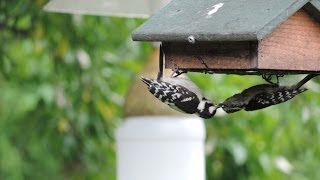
[197,98,218,119]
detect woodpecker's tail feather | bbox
[295,74,319,89]
[140,77,152,86]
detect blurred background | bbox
[2,0,320,179]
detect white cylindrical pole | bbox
[115,116,206,180]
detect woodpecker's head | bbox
[218,93,247,113]
[197,98,218,119]
[218,103,243,113]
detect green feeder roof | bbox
[132,0,320,42]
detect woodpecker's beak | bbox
[217,104,224,108]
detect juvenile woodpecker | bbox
[219,74,318,113]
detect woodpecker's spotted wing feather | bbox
[141,77,200,114]
[245,88,307,111]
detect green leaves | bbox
[0,1,150,179]
[2,1,320,180]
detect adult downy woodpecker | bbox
[141,76,218,119]
[140,44,218,119]
[219,74,318,113]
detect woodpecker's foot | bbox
[171,63,187,77]
[262,74,273,84]
[171,68,187,78]
[172,70,187,77]
[275,74,284,84]
[261,74,284,84]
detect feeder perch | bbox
[132,0,320,75]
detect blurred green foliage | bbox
[189,73,320,180]
[2,0,320,180]
[0,0,150,179]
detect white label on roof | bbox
[206,2,224,18]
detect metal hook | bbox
[157,44,164,80]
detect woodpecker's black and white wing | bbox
[141,77,200,114]
[245,88,307,111]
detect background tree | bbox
[0,0,150,179]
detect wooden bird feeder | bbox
[132,0,320,75]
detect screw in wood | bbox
[187,35,195,44]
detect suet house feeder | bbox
[132,0,320,75]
